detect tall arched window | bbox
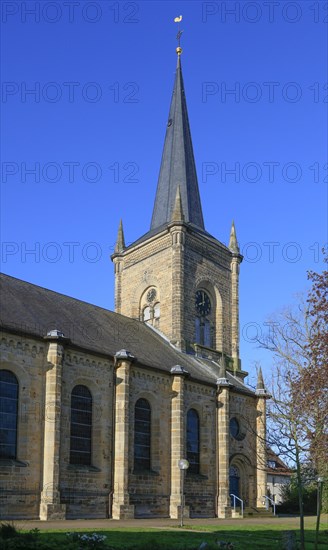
[194,289,212,348]
[140,288,160,328]
[187,408,200,474]
[0,370,18,459]
[153,303,160,328]
[70,385,92,465]
[134,398,151,471]
[143,306,151,323]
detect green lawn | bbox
[1,518,328,549]
[39,524,328,550]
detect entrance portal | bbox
[229,466,240,506]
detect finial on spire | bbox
[229,220,240,253]
[174,15,183,55]
[114,219,125,253]
[171,185,185,222]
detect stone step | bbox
[230,506,274,518]
[244,506,274,517]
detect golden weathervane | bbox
[174,15,183,55]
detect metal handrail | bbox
[263,495,276,516]
[230,493,244,517]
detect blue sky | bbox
[1,1,327,384]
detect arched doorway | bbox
[229,466,240,506]
[229,455,255,507]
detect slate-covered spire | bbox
[229,220,240,253]
[150,53,205,231]
[114,219,125,253]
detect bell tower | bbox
[111,45,244,375]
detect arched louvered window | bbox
[0,370,18,459]
[70,385,92,465]
[195,318,211,347]
[134,398,151,471]
[143,306,151,322]
[187,408,200,474]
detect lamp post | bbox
[178,459,189,527]
[315,476,324,550]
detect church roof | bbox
[0,273,253,395]
[150,54,205,231]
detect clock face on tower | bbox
[195,290,211,316]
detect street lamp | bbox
[315,476,324,550]
[178,459,189,527]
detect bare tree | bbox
[254,251,327,547]
[257,301,314,550]
[304,256,328,484]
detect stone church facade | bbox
[0,49,269,521]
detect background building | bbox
[267,449,292,505]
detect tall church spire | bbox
[150,52,205,231]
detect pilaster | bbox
[216,376,231,518]
[112,350,135,519]
[169,365,190,519]
[113,258,123,314]
[256,393,268,507]
[170,224,186,351]
[231,254,241,370]
[40,330,68,520]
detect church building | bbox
[0,45,269,520]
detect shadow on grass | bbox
[36,528,328,550]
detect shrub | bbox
[0,523,19,540]
[278,475,318,514]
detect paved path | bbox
[11,516,321,531]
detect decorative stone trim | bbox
[0,458,28,468]
[185,383,215,397]
[67,464,101,473]
[0,336,44,356]
[132,469,159,477]
[170,365,189,376]
[65,352,112,371]
[114,349,135,364]
[131,370,170,388]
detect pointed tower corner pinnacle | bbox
[114,219,125,254]
[256,367,269,397]
[171,185,185,223]
[229,220,240,254]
